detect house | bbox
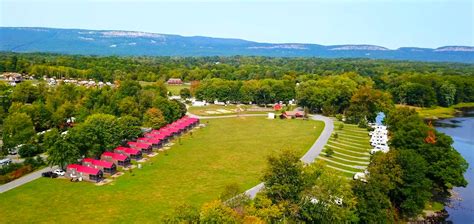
[127,142,153,154]
[145,133,168,143]
[114,146,143,160]
[66,164,103,182]
[101,152,131,167]
[138,137,162,149]
[280,111,305,119]
[167,78,183,85]
[82,158,117,175]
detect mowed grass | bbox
[317,121,371,178]
[188,104,271,116]
[0,117,323,223]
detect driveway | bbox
[0,166,55,194]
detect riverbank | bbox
[396,102,474,120]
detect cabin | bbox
[145,133,168,143]
[66,164,103,182]
[114,146,143,160]
[167,78,183,85]
[101,152,131,167]
[280,111,305,119]
[127,142,153,154]
[82,158,117,175]
[138,137,162,149]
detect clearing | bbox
[0,117,323,222]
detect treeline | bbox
[3,53,472,109]
[0,80,186,163]
[163,108,468,223]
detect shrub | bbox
[325,148,334,157]
[18,143,43,158]
[336,114,343,121]
[333,132,339,140]
[358,120,368,128]
[338,123,344,130]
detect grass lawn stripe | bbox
[316,158,365,172]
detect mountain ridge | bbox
[1,27,473,63]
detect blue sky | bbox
[0,0,472,49]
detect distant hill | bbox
[1,27,473,63]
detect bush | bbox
[24,156,45,169]
[338,123,344,130]
[325,148,334,157]
[336,114,343,121]
[18,143,43,158]
[358,120,368,128]
[333,132,339,140]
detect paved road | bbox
[0,166,55,194]
[245,114,334,199]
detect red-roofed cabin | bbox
[82,158,117,175]
[101,152,131,167]
[280,111,305,119]
[167,78,183,85]
[138,137,162,149]
[145,133,169,143]
[114,146,142,160]
[127,142,153,154]
[66,164,103,182]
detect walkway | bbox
[0,166,55,194]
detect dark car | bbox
[42,171,58,178]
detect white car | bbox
[53,169,65,176]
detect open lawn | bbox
[188,104,274,116]
[316,121,371,178]
[0,117,323,223]
[139,81,190,96]
[396,103,474,119]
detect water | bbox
[436,116,474,223]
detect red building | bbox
[66,164,103,182]
[114,146,143,160]
[101,152,131,167]
[82,158,117,175]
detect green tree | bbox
[262,149,305,203]
[180,88,192,99]
[199,200,240,223]
[438,82,456,107]
[47,136,80,169]
[143,108,166,129]
[2,112,35,149]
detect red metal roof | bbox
[67,164,100,175]
[115,146,141,155]
[102,151,128,161]
[127,142,151,150]
[83,158,114,168]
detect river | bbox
[435,114,474,223]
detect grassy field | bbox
[396,103,474,119]
[139,81,189,96]
[188,104,274,116]
[0,117,323,223]
[316,121,371,178]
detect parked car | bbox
[0,158,12,166]
[42,171,58,178]
[53,169,65,176]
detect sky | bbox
[0,0,472,49]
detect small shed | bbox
[82,158,117,175]
[114,146,143,160]
[101,152,131,167]
[66,164,103,182]
[127,142,153,154]
[167,78,183,85]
